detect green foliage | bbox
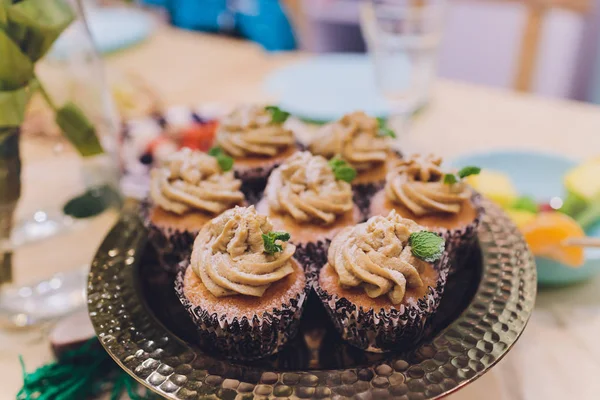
[328,157,357,183]
[262,231,291,255]
[207,146,234,172]
[457,166,481,179]
[265,105,290,124]
[409,231,445,262]
[55,102,103,157]
[377,117,396,138]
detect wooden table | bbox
[3,23,600,399]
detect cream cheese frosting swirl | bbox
[385,154,471,216]
[150,148,244,215]
[309,111,390,171]
[216,105,295,157]
[191,206,296,298]
[329,211,429,304]
[264,151,354,225]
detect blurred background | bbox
[133,0,600,102]
[2,0,600,399]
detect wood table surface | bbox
[2,23,600,399]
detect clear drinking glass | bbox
[0,0,121,328]
[360,0,446,117]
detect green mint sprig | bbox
[208,146,234,172]
[444,165,481,185]
[262,231,291,255]
[265,105,290,124]
[328,157,357,183]
[409,231,445,263]
[377,117,396,139]
[511,196,539,214]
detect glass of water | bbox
[360,0,446,118]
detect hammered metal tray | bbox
[88,199,536,399]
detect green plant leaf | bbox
[207,146,234,171]
[443,173,458,185]
[0,29,34,90]
[265,105,290,124]
[55,102,103,157]
[511,196,539,214]
[409,231,445,262]
[0,84,32,126]
[376,117,397,138]
[262,231,291,255]
[5,0,74,62]
[328,157,357,182]
[457,166,481,179]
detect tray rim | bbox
[87,199,537,399]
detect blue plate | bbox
[263,54,395,122]
[450,150,600,286]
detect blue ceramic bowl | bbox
[450,150,600,287]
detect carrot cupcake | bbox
[255,151,363,266]
[215,104,298,198]
[313,210,449,352]
[368,154,484,269]
[174,206,308,360]
[142,147,245,272]
[308,111,401,205]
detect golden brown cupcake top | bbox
[309,111,391,171]
[191,206,296,298]
[328,210,432,304]
[215,105,295,158]
[264,151,354,225]
[150,148,244,215]
[385,154,471,217]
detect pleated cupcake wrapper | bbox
[440,193,485,274]
[174,261,310,361]
[309,251,450,353]
[140,201,199,274]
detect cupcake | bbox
[308,111,401,207]
[142,147,245,272]
[368,154,483,269]
[313,210,450,352]
[174,206,309,360]
[255,151,363,266]
[215,104,298,198]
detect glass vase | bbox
[0,0,121,327]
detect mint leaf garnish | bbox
[265,105,290,124]
[409,231,445,263]
[328,157,357,183]
[208,146,222,157]
[207,146,234,172]
[444,165,481,185]
[443,173,458,185]
[457,166,481,179]
[262,231,291,255]
[377,117,396,138]
[511,196,539,214]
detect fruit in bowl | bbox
[456,151,600,286]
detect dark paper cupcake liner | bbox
[441,193,485,274]
[310,251,450,353]
[140,201,198,274]
[174,261,310,361]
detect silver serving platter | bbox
[88,199,536,399]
